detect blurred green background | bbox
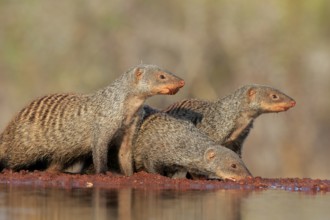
[1,0,330,179]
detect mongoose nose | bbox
[290,100,296,107]
[178,80,185,87]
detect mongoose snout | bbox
[286,100,296,109]
[203,147,252,181]
[215,167,253,181]
[278,100,296,111]
[154,75,185,95]
[250,85,296,113]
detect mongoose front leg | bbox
[118,117,140,176]
[224,116,253,144]
[92,126,116,174]
[118,134,133,176]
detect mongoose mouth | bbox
[169,80,185,94]
[262,100,296,112]
[215,171,253,181]
[223,175,254,182]
[206,176,237,181]
[225,177,237,182]
[159,86,182,95]
[273,101,296,112]
[168,87,181,95]
[156,80,184,95]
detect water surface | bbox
[0,185,329,220]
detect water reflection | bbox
[0,185,329,220]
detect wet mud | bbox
[0,170,329,192]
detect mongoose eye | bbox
[231,164,237,169]
[159,74,166,80]
[271,94,279,100]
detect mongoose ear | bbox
[247,87,256,97]
[205,148,217,162]
[134,67,144,81]
[247,87,257,102]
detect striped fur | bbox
[163,85,295,157]
[133,113,252,180]
[0,64,184,173]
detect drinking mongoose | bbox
[0,64,185,174]
[163,84,296,156]
[133,112,252,180]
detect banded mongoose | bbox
[163,84,296,156]
[133,112,252,180]
[0,64,185,174]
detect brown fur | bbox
[164,84,296,156]
[0,64,185,174]
[133,113,252,180]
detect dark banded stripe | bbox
[25,99,39,122]
[77,104,83,117]
[40,106,50,127]
[27,96,45,122]
[165,99,191,114]
[68,95,80,121]
[43,94,72,127]
[53,94,71,129]
[37,95,58,123]
[39,95,56,127]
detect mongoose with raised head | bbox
[163,84,296,156]
[0,64,185,174]
[133,112,252,180]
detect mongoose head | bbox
[131,64,185,97]
[203,147,252,181]
[244,85,296,114]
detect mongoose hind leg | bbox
[170,170,188,179]
[45,162,63,173]
[63,161,85,174]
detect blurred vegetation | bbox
[1,0,330,178]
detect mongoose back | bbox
[0,64,185,173]
[164,84,296,156]
[133,113,252,180]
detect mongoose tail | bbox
[133,113,252,180]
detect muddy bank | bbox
[0,170,329,192]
